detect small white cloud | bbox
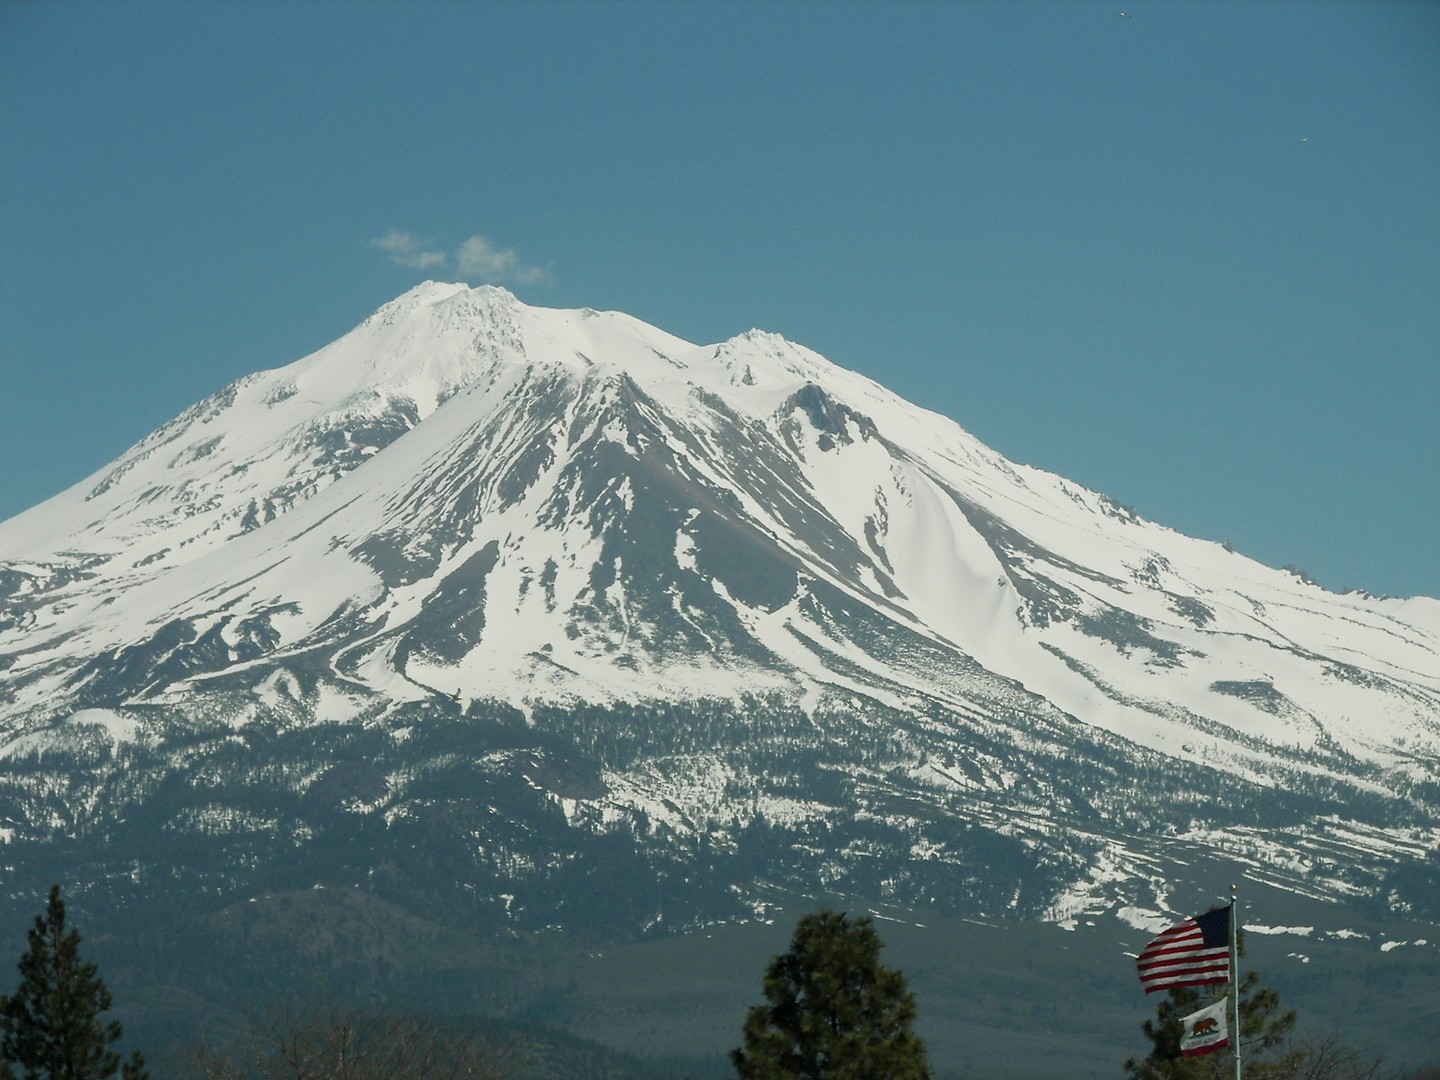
[371,230,552,287]
[370,230,447,269]
[455,234,553,286]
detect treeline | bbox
[3,887,1434,1080]
[2,689,1437,945]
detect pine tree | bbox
[1124,966,1297,1079]
[731,909,931,1080]
[0,885,148,1080]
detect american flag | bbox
[1136,906,1231,993]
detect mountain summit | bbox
[1,283,1437,936]
[4,283,1435,765]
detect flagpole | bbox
[1230,884,1242,1080]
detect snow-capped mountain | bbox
[1,282,1437,943]
[4,282,1436,769]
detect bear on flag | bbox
[1179,996,1230,1057]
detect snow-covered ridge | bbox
[1,282,1437,798]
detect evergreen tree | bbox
[0,885,147,1080]
[1126,999,1421,1080]
[731,909,931,1080]
[1124,963,1296,1079]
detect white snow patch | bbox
[68,707,142,744]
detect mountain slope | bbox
[4,283,1435,772]
[1,282,1437,949]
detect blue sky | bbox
[2,0,1437,598]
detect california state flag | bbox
[1179,996,1229,1057]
